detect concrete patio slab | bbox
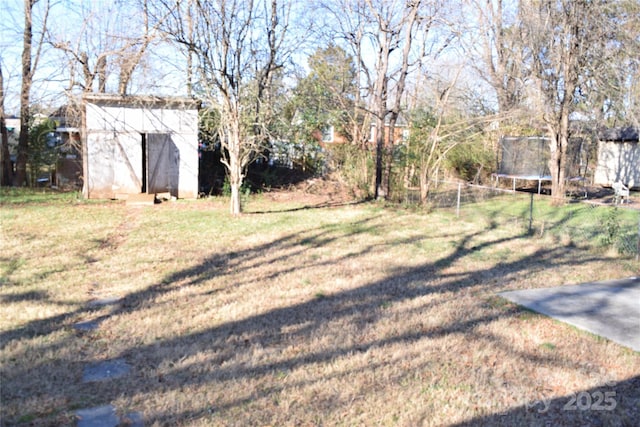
[500,276,640,352]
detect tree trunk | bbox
[548,131,568,203]
[230,180,241,215]
[228,153,243,215]
[374,114,385,200]
[0,118,10,185]
[0,62,14,186]
[370,4,390,201]
[547,67,574,202]
[14,0,34,187]
[225,118,244,216]
[373,57,388,200]
[384,1,418,201]
[384,116,396,199]
[419,168,430,206]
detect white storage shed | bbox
[593,127,640,189]
[82,94,200,199]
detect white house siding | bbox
[83,96,199,199]
[594,140,640,189]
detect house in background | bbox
[82,94,200,199]
[51,105,83,189]
[4,114,72,186]
[315,117,409,146]
[4,116,20,169]
[593,127,639,189]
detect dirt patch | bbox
[583,185,639,208]
[263,175,359,206]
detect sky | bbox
[0,0,192,115]
[1,0,70,114]
[0,0,498,117]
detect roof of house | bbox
[598,126,639,142]
[50,104,82,128]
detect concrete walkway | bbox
[500,276,640,352]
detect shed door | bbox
[147,133,179,195]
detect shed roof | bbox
[598,126,639,142]
[82,94,201,109]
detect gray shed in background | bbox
[83,94,200,199]
[593,127,639,189]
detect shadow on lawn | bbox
[451,374,640,426]
[246,198,369,214]
[1,207,636,425]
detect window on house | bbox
[321,125,334,143]
[402,129,410,143]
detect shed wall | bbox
[593,141,640,189]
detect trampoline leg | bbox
[513,178,516,192]
[538,180,541,194]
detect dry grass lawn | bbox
[1,189,639,426]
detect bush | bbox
[445,140,494,183]
[27,119,58,187]
[222,176,251,198]
[324,144,373,199]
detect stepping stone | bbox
[83,359,131,382]
[76,405,119,427]
[75,405,144,427]
[73,320,101,331]
[88,297,121,308]
[124,193,157,206]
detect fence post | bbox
[456,183,461,217]
[529,192,534,235]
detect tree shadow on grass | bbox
[246,198,370,214]
[451,374,640,426]
[1,208,636,425]
[0,214,381,345]
[0,290,48,303]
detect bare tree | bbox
[363,0,421,199]
[325,0,445,200]
[50,0,162,96]
[159,0,296,214]
[117,0,154,95]
[318,1,374,192]
[405,64,499,204]
[467,0,529,119]
[589,0,640,128]
[14,0,50,187]
[521,0,631,200]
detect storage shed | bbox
[593,127,639,189]
[82,94,200,199]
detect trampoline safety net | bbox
[498,136,587,178]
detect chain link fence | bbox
[402,179,640,258]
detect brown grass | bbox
[1,192,639,426]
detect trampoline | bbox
[493,136,588,196]
[492,173,552,194]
